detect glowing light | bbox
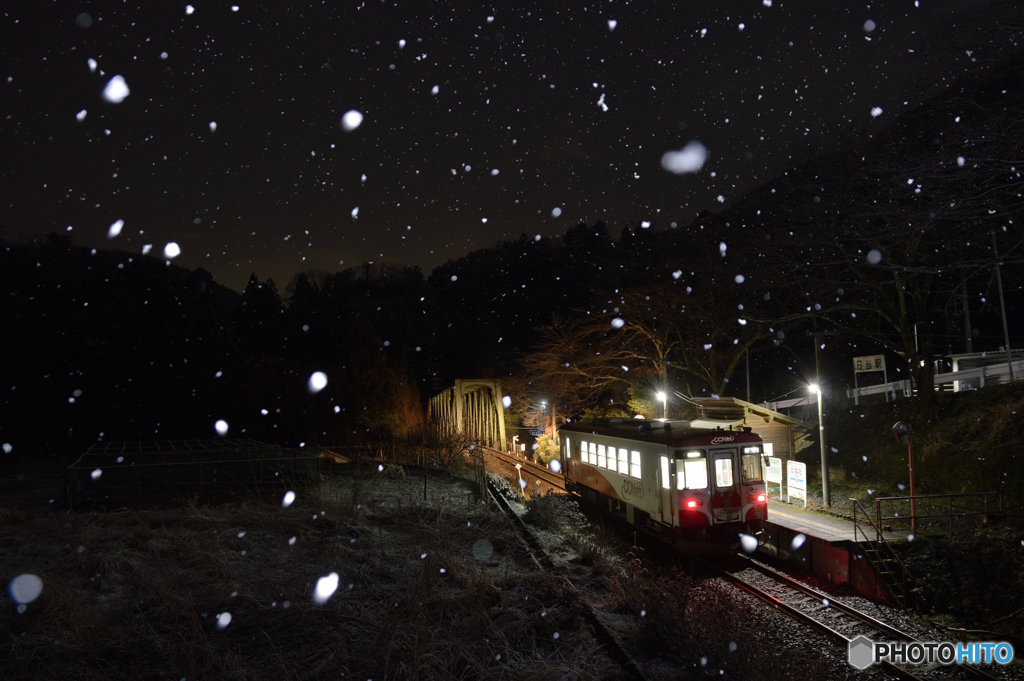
[282,491,296,508]
[214,420,229,436]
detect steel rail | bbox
[720,552,999,679]
[573,495,932,681]
[691,554,925,681]
[481,445,566,489]
[484,479,649,681]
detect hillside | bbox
[821,382,1024,506]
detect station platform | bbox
[766,500,913,545]
[761,501,911,604]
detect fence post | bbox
[948,496,953,536]
[875,498,882,542]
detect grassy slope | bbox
[823,382,1024,506]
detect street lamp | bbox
[809,383,830,507]
[656,391,667,419]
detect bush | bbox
[523,491,563,530]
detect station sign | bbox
[765,456,783,485]
[854,355,885,373]
[787,460,807,508]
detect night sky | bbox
[2,1,981,292]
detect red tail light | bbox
[685,499,700,509]
[756,494,766,503]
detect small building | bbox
[690,397,813,465]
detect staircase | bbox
[851,498,912,608]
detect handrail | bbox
[851,498,912,606]
[875,492,1001,537]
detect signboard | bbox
[854,355,886,373]
[853,355,889,406]
[787,460,807,508]
[766,456,783,485]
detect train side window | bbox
[714,458,734,488]
[683,459,708,489]
[598,444,607,469]
[660,456,670,489]
[618,448,629,472]
[630,451,641,479]
[675,460,686,490]
[607,447,617,473]
[579,441,587,463]
[588,441,596,465]
[741,453,763,483]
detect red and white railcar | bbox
[560,419,767,542]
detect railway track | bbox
[481,445,566,490]
[484,478,649,681]
[569,493,1005,681]
[714,554,1002,681]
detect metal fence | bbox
[65,440,320,506]
[874,492,1003,536]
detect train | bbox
[560,418,768,543]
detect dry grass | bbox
[1,468,620,681]
[0,507,26,526]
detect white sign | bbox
[787,460,807,508]
[766,456,783,485]
[854,355,886,373]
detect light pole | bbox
[656,391,667,419]
[893,422,916,533]
[809,383,830,507]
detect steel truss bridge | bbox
[427,379,508,452]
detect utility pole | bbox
[746,348,751,403]
[992,232,1015,382]
[961,278,974,354]
[662,357,669,419]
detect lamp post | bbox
[809,383,830,507]
[656,391,667,419]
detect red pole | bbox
[908,431,916,533]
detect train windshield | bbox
[741,452,763,483]
[714,457,734,488]
[676,450,708,490]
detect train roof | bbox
[560,418,763,447]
